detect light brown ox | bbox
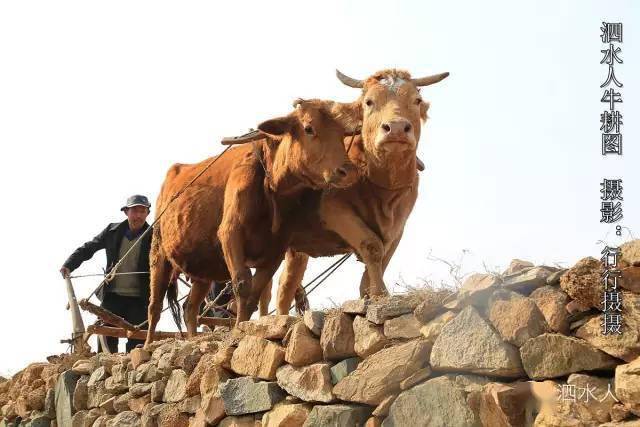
[143,99,358,348]
[271,69,449,314]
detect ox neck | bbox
[258,140,312,197]
[364,150,418,190]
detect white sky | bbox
[0,1,637,375]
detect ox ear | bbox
[420,101,431,122]
[257,116,293,140]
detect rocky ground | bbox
[2,240,640,426]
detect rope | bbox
[268,253,351,315]
[86,144,234,301]
[70,271,149,279]
[198,281,233,317]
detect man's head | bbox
[121,194,151,231]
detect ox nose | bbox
[330,162,358,187]
[335,167,348,178]
[381,119,412,139]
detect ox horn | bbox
[411,72,450,87]
[336,69,364,88]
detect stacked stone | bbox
[2,239,640,426]
[0,354,85,427]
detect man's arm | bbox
[60,225,110,277]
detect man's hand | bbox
[60,267,71,279]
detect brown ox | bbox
[143,99,357,348]
[273,69,449,313]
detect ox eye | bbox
[365,99,374,107]
[415,98,422,105]
[304,125,314,135]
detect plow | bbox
[60,274,236,355]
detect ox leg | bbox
[218,179,257,326]
[322,204,388,297]
[359,236,402,297]
[276,249,309,315]
[258,279,272,316]
[184,279,212,338]
[247,263,281,319]
[218,221,252,325]
[144,234,173,349]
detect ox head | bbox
[255,99,358,191]
[334,69,448,160]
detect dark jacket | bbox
[63,220,152,304]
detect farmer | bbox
[60,195,153,353]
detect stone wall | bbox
[2,240,640,426]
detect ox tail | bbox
[166,272,184,338]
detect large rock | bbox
[129,394,151,414]
[219,377,286,415]
[567,373,619,425]
[135,362,162,383]
[230,335,285,380]
[383,314,421,339]
[162,369,188,403]
[150,380,166,403]
[532,374,619,426]
[560,257,602,309]
[200,364,231,397]
[87,382,114,410]
[366,295,422,324]
[520,333,618,380]
[621,267,640,293]
[353,316,389,358]
[129,383,152,398]
[303,311,325,336]
[420,311,456,343]
[200,391,226,425]
[71,360,95,376]
[488,290,549,347]
[342,299,369,315]
[130,348,151,370]
[621,240,640,267]
[105,411,140,427]
[178,395,200,414]
[218,416,258,427]
[574,292,640,362]
[262,402,312,427]
[456,273,501,307]
[383,376,479,427]
[320,313,356,361]
[303,404,372,427]
[71,409,97,427]
[503,259,534,276]
[73,375,89,411]
[333,340,431,405]
[113,392,132,413]
[502,266,554,295]
[276,363,334,403]
[430,306,525,378]
[529,285,570,334]
[615,356,640,411]
[55,370,80,427]
[156,403,189,427]
[284,322,323,367]
[399,366,431,390]
[413,289,449,323]
[330,358,360,385]
[478,382,534,427]
[238,315,297,339]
